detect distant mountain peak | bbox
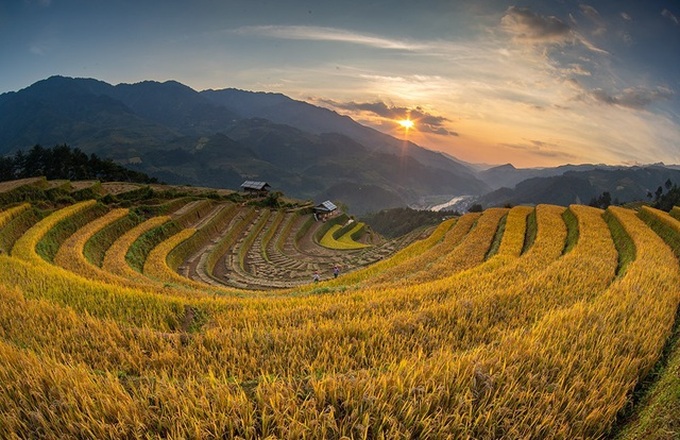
[492,163,516,170]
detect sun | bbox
[398,119,414,129]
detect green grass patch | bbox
[603,209,636,277]
[70,181,103,201]
[332,219,358,240]
[562,208,579,255]
[314,213,349,243]
[35,203,108,262]
[132,197,194,217]
[83,211,144,267]
[613,300,680,440]
[670,206,680,222]
[205,207,257,276]
[125,220,181,273]
[320,223,370,250]
[611,206,680,438]
[485,213,507,259]
[0,208,46,254]
[638,207,680,259]
[167,204,238,270]
[521,208,537,255]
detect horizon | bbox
[1,0,679,168]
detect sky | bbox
[1,0,679,168]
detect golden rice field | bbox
[0,183,679,439]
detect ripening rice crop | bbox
[0,198,678,439]
[362,212,480,287]
[0,203,30,230]
[143,227,213,290]
[325,216,457,287]
[53,208,134,286]
[670,205,680,220]
[11,200,97,264]
[102,215,171,283]
[320,223,370,250]
[496,205,533,257]
[403,207,508,284]
[638,205,680,257]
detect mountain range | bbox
[476,165,680,208]
[0,76,488,213]
[1,75,678,213]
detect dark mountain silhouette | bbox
[477,166,680,207]
[201,88,476,176]
[478,163,613,190]
[0,76,489,213]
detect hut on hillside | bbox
[240,180,271,195]
[314,200,337,221]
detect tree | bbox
[588,191,612,209]
[0,144,159,184]
[653,182,680,211]
[261,191,283,208]
[13,150,27,178]
[468,203,483,213]
[23,145,46,177]
[0,157,15,181]
[655,186,664,201]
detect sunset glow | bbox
[398,119,414,130]
[1,1,679,167]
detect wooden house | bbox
[240,180,271,195]
[314,200,337,221]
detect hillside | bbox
[477,163,606,190]
[476,166,680,208]
[201,88,479,176]
[0,76,489,213]
[0,177,678,437]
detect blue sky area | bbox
[1,0,679,167]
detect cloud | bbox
[579,4,606,35]
[320,99,458,136]
[562,63,591,76]
[500,6,607,54]
[501,6,571,42]
[620,12,632,22]
[662,9,679,26]
[579,5,599,20]
[580,86,674,109]
[500,139,580,160]
[231,25,423,51]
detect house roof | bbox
[315,200,337,212]
[240,180,270,191]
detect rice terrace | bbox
[0,176,678,439]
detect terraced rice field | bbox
[0,178,678,439]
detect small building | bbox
[314,200,337,221]
[240,180,271,195]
